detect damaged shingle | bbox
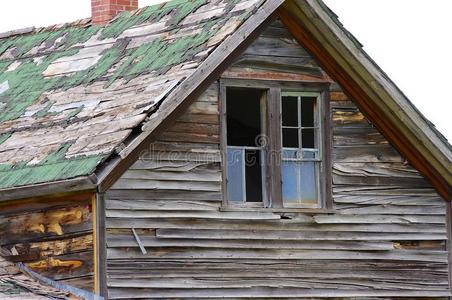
[0,0,265,189]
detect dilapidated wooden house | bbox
[0,0,451,299]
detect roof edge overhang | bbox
[278,0,451,200]
[0,175,96,202]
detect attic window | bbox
[222,83,330,209]
[281,92,321,207]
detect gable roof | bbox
[0,0,450,201]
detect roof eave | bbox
[0,175,96,202]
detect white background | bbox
[0,0,450,141]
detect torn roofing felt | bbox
[0,0,266,190]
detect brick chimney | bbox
[92,0,138,25]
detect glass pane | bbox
[282,161,300,203]
[302,149,318,160]
[282,161,319,205]
[302,128,315,149]
[300,161,318,204]
[301,97,316,127]
[227,148,244,202]
[282,149,300,160]
[283,128,299,148]
[245,150,263,202]
[227,88,263,147]
[282,96,298,127]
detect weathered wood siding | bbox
[0,193,95,290]
[105,20,449,299]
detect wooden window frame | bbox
[220,79,332,210]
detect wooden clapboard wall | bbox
[104,19,449,299]
[0,193,95,290]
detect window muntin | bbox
[281,92,321,207]
[223,85,326,209]
[226,87,267,205]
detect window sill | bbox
[220,207,335,214]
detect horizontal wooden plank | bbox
[109,268,447,285]
[333,194,444,206]
[186,102,219,115]
[107,287,451,299]
[158,131,220,144]
[120,169,221,182]
[0,205,92,245]
[332,110,371,128]
[106,211,281,220]
[177,113,219,124]
[107,276,448,289]
[106,266,447,281]
[334,204,445,215]
[130,160,220,172]
[105,216,446,231]
[333,145,403,163]
[138,151,221,162]
[105,189,222,201]
[110,179,221,192]
[333,185,438,197]
[106,200,220,211]
[148,141,219,153]
[333,127,387,146]
[169,122,220,135]
[107,259,447,271]
[155,229,447,241]
[12,234,93,260]
[26,250,94,281]
[314,214,445,225]
[107,236,395,251]
[108,246,448,262]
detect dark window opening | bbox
[227,88,263,147]
[282,96,298,127]
[301,97,315,127]
[245,150,263,202]
[226,87,265,204]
